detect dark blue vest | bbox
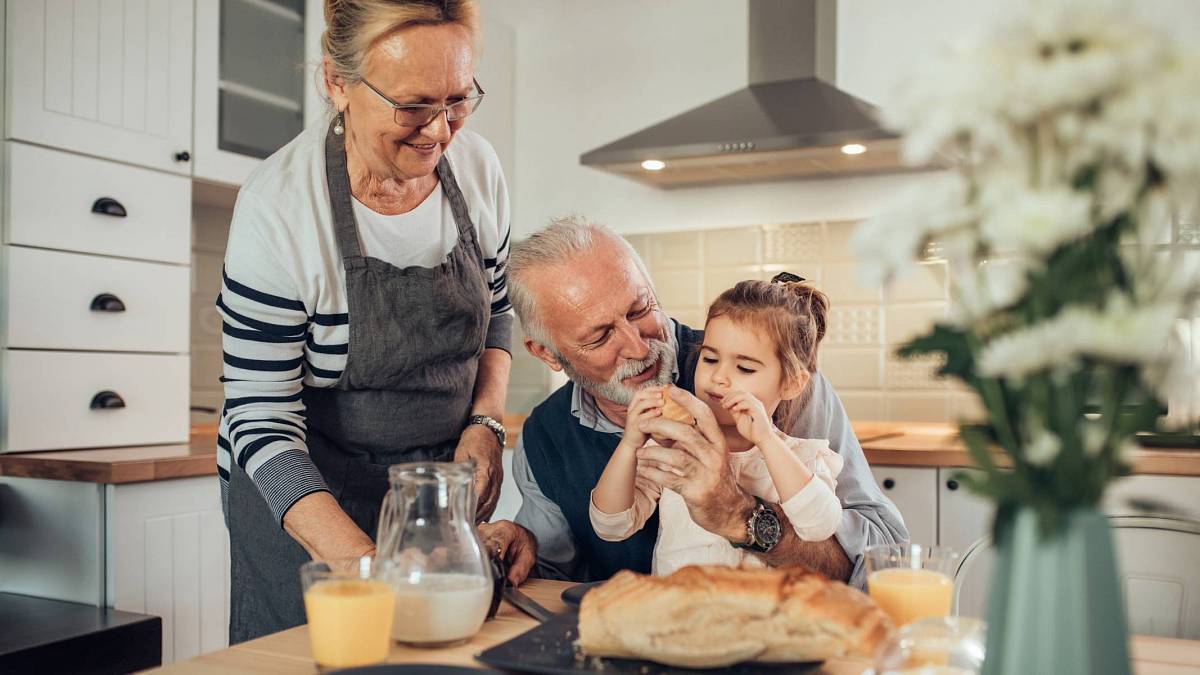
[521,322,704,582]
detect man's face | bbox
[526,238,674,406]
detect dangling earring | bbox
[333,112,345,136]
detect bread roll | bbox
[657,387,696,426]
[577,565,893,668]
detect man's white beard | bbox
[557,338,676,406]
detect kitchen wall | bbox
[490,0,1200,418]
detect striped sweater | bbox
[216,121,513,524]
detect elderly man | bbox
[480,216,906,589]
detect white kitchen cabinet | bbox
[4,247,190,353]
[1,351,190,452]
[870,465,937,547]
[107,477,230,663]
[0,475,229,664]
[193,0,308,185]
[6,0,195,174]
[937,467,995,553]
[4,142,193,264]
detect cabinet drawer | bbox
[4,247,189,353]
[2,351,189,452]
[5,143,191,264]
[870,465,938,547]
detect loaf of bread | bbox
[657,387,696,426]
[577,565,893,668]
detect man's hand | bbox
[634,387,756,543]
[455,424,503,523]
[478,520,538,586]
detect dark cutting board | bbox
[475,613,823,674]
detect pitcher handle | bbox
[376,489,397,559]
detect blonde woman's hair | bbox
[322,0,480,84]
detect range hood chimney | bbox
[580,0,904,188]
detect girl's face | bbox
[694,315,802,427]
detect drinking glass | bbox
[874,616,987,674]
[866,543,960,626]
[301,555,394,670]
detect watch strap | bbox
[468,414,506,449]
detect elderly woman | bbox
[217,0,516,642]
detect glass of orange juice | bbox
[866,543,960,627]
[301,556,395,670]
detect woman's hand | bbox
[455,424,503,523]
[722,390,774,446]
[621,387,664,449]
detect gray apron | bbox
[227,120,490,644]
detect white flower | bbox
[1004,0,1163,123]
[854,175,976,285]
[1081,420,1108,458]
[977,295,1180,380]
[1024,428,1063,466]
[979,184,1093,255]
[948,255,1033,326]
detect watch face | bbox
[754,507,782,547]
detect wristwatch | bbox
[468,414,506,449]
[732,497,782,553]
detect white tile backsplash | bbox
[822,261,883,304]
[703,265,764,305]
[886,303,947,346]
[653,268,705,308]
[703,228,760,266]
[650,231,702,269]
[820,348,884,389]
[887,262,948,303]
[885,354,948,390]
[827,306,883,346]
[764,223,823,262]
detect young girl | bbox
[589,277,843,575]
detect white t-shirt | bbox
[353,185,458,269]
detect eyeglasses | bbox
[360,77,485,128]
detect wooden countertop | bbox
[1,419,1196,484]
[149,578,1200,674]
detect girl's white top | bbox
[589,432,844,575]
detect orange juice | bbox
[868,568,954,626]
[304,578,395,668]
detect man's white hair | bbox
[507,214,654,351]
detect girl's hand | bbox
[622,387,663,449]
[723,390,773,446]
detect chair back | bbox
[951,515,1200,639]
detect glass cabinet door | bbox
[218,0,306,159]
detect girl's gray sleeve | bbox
[790,372,910,589]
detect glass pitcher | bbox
[376,461,494,647]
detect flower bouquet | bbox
[853,2,1200,673]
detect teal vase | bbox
[982,507,1131,675]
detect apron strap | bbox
[324,117,366,269]
[435,157,483,258]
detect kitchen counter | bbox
[149,578,1200,674]
[2,419,1197,484]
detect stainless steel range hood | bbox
[580,0,904,188]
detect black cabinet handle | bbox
[175,151,191,162]
[90,390,126,410]
[89,293,126,312]
[946,479,960,491]
[91,197,127,218]
[882,478,896,490]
